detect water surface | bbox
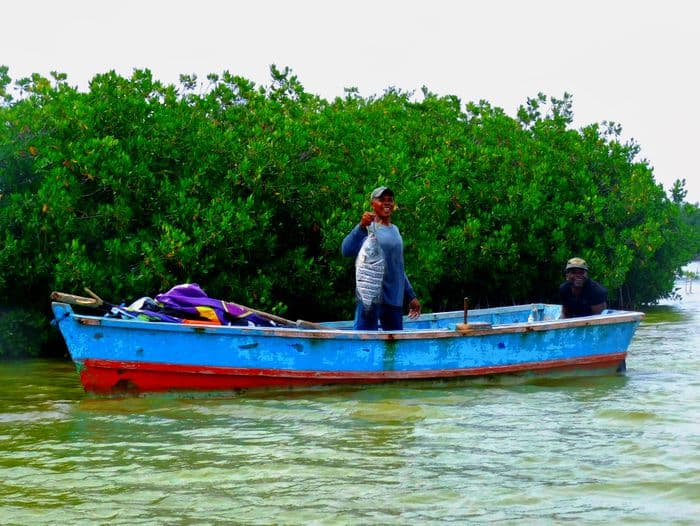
[1,281,699,524]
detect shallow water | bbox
[1,279,699,525]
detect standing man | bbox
[341,186,421,330]
[559,257,608,318]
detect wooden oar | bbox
[234,302,326,329]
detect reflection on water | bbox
[1,276,700,524]
[642,305,688,324]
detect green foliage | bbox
[0,307,50,359]
[1,66,699,358]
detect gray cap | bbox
[370,186,394,200]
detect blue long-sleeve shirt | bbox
[341,223,416,307]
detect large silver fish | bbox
[355,230,385,311]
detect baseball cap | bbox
[370,186,394,200]
[565,257,589,271]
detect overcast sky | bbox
[3,0,698,202]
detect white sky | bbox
[3,0,699,202]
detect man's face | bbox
[566,268,588,288]
[371,195,395,218]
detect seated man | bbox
[559,257,607,318]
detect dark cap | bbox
[565,257,589,271]
[370,186,394,200]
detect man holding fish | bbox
[341,186,421,330]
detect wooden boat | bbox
[51,297,644,395]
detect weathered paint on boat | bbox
[51,302,643,394]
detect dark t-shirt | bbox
[559,279,608,317]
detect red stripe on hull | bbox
[78,353,627,394]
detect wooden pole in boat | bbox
[234,304,326,330]
[50,291,107,309]
[84,287,106,306]
[455,297,471,332]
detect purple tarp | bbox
[123,283,277,327]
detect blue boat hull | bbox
[51,302,643,394]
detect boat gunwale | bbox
[53,302,644,341]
